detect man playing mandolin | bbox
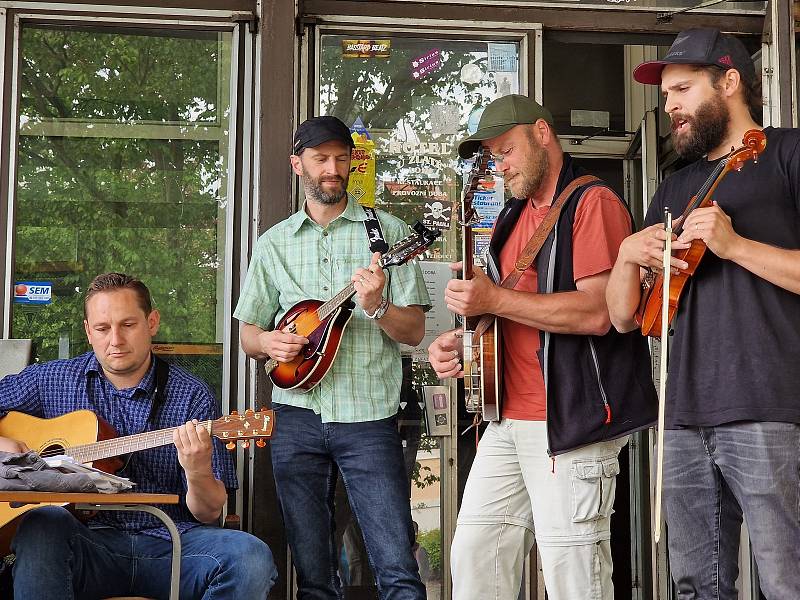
[234,115,430,599]
[427,94,656,600]
[0,272,275,599]
[607,28,800,599]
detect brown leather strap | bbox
[473,175,600,340]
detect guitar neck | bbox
[64,420,212,464]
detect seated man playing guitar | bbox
[0,272,276,600]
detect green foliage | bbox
[12,25,231,373]
[417,528,441,576]
[411,460,438,490]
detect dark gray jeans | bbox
[663,422,800,600]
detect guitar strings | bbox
[36,420,214,461]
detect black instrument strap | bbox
[147,354,170,426]
[362,206,389,254]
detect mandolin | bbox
[266,221,440,390]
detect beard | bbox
[303,172,349,205]
[507,138,549,199]
[671,94,730,161]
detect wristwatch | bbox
[364,297,390,320]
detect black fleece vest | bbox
[488,154,657,455]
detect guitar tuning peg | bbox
[230,410,239,416]
[256,438,266,448]
[240,440,250,449]
[245,408,254,416]
[226,442,236,450]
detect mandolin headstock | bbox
[378,222,441,268]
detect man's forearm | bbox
[606,259,645,333]
[185,474,228,524]
[375,304,425,346]
[728,238,800,295]
[240,323,269,360]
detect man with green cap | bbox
[428,94,656,599]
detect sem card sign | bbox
[342,39,391,58]
[14,281,52,305]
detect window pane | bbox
[12,25,233,396]
[320,34,521,262]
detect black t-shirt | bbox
[644,127,800,427]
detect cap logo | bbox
[672,34,690,46]
[718,55,734,67]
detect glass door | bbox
[8,22,238,404]
[313,23,534,600]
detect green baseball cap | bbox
[458,94,555,159]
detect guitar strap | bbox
[362,206,389,254]
[147,354,170,426]
[472,175,600,340]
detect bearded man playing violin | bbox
[607,28,800,600]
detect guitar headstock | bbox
[211,409,275,450]
[379,222,442,268]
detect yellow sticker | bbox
[348,132,376,208]
[341,39,391,59]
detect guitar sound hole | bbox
[40,444,66,456]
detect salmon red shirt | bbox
[498,187,632,421]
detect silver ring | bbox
[453,350,458,360]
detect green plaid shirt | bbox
[234,197,430,423]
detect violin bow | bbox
[654,208,671,544]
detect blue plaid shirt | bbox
[0,352,238,540]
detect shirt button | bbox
[322,231,328,237]
[323,286,329,291]
[323,258,329,263]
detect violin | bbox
[635,129,767,337]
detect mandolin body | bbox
[268,299,354,390]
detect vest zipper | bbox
[588,338,612,424]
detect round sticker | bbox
[460,63,483,85]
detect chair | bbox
[0,340,32,379]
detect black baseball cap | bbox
[292,116,355,154]
[634,28,757,86]
[457,95,554,159]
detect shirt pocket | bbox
[570,454,620,523]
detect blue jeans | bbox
[270,404,425,600]
[663,422,800,600]
[11,505,277,599]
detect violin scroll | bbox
[729,129,767,171]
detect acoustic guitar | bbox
[266,221,440,390]
[460,148,502,422]
[0,408,273,552]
